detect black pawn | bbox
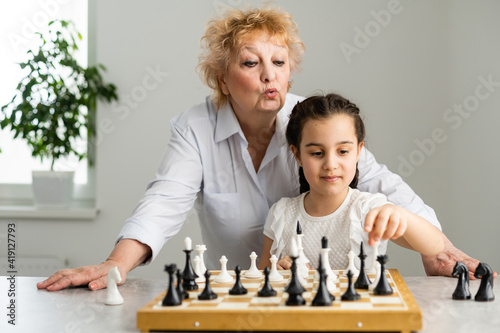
[198,270,217,300]
[182,248,198,291]
[176,269,189,300]
[374,255,393,295]
[474,262,495,302]
[285,254,306,306]
[229,266,248,295]
[354,242,371,289]
[312,255,333,306]
[341,270,361,301]
[258,267,277,297]
[162,264,182,306]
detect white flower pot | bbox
[32,171,75,208]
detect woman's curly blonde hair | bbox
[197,5,305,110]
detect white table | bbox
[0,275,498,332]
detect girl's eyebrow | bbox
[304,140,355,147]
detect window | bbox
[0,1,93,212]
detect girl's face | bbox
[292,114,363,199]
[219,30,290,118]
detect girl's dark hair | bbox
[286,93,365,193]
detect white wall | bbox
[2,0,499,279]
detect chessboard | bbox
[137,268,421,333]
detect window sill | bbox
[0,200,98,220]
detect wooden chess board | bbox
[137,269,422,333]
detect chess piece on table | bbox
[176,269,189,300]
[451,261,471,300]
[285,237,306,306]
[198,271,218,300]
[182,237,198,291]
[367,241,380,274]
[316,236,337,283]
[474,262,495,302]
[268,255,284,282]
[312,255,334,306]
[258,267,277,297]
[296,221,310,279]
[244,251,263,279]
[162,264,182,306]
[195,244,207,274]
[229,266,248,295]
[344,250,359,277]
[368,261,381,292]
[354,242,371,290]
[214,255,234,283]
[341,270,361,301]
[373,255,393,295]
[105,266,124,305]
[193,255,205,283]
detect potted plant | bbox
[0,20,118,208]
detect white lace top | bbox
[263,188,390,270]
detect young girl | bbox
[259,93,444,270]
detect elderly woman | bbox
[38,5,485,291]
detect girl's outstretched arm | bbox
[258,236,274,270]
[364,204,444,256]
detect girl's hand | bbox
[277,256,292,270]
[364,204,408,246]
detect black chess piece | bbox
[451,261,471,300]
[474,262,495,302]
[176,269,189,300]
[354,242,371,289]
[229,266,248,295]
[341,270,361,301]
[182,247,198,291]
[296,220,302,235]
[373,255,393,295]
[284,253,306,306]
[312,255,333,306]
[162,264,182,306]
[198,270,218,300]
[257,267,277,297]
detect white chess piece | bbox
[367,242,380,274]
[214,255,233,283]
[105,267,124,305]
[316,247,337,282]
[343,250,360,277]
[268,255,283,282]
[193,255,205,283]
[296,235,310,279]
[369,261,382,291]
[244,251,263,278]
[195,244,207,275]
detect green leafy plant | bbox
[0,19,118,170]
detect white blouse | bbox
[263,188,389,270]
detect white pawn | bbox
[343,250,360,277]
[195,244,207,275]
[193,255,205,283]
[369,261,382,291]
[367,242,380,274]
[214,255,233,283]
[105,267,123,305]
[244,251,263,278]
[268,255,283,282]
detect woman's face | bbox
[219,31,290,118]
